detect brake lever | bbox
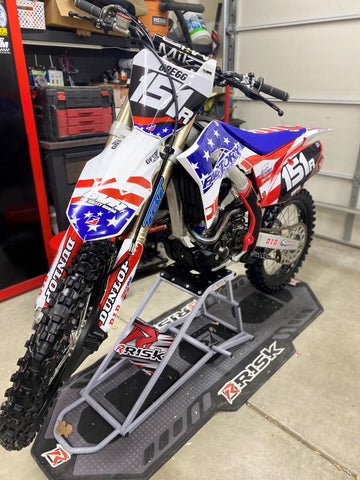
[69,11,96,22]
[248,89,285,116]
[234,80,284,116]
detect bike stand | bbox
[31,269,323,480]
[54,264,253,454]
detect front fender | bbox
[67,130,162,241]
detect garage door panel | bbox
[237,0,360,28]
[235,21,360,100]
[234,102,359,174]
[308,176,353,208]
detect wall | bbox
[231,0,360,245]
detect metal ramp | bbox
[54,264,253,454]
[31,270,323,480]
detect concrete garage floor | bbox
[0,237,359,480]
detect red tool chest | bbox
[32,86,115,141]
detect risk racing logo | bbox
[218,341,285,404]
[41,444,72,468]
[116,319,173,374]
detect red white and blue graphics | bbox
[178,121,326,227]
[129,49,215,138]
[67,131,162,241]
[115,319,174,375]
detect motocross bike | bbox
[0,0,328,451]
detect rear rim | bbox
[263,203,308,276]
[245,189,315,293]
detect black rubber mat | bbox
[31,276,322,480]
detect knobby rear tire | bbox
[0,240,115,451]
[245,189,315,293]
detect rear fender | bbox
[253,127,329,206]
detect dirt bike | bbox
[0,0,328,451]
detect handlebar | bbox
[74,0,102,17]
[159,1,204,13]
[254,77,289,102]
[69,1,290,115]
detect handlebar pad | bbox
[260,82,289,101]
[160,1,204,13]
[74,0,102,17]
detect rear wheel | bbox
[0,240,116,451]
[245,189,315,293]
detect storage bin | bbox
[17,1,46,30]
[32,86,115,141]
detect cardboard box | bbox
[17,1,46,30]
[44,0,105,33]
[112,85,129,109]
[44,0,148,33]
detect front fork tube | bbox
[98,119,196,333]
[99,159,175,332]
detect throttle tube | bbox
[260,83,289,101]
[256,77,289,101]
[74,0,102,17]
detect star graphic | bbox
[213,130,220,138]
[207,138,215,148]
[200,172,209,183]
[71,205,81,215]
[223,137,230,145]
[87,223,99,232]
[203,151,211,161]
[84,211,93,219]
[107,216,121,227]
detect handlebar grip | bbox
[259,82,289,101]
[74,0,102,18]
[160,1,204,13]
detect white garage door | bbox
[230,0,360,246]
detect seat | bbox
[219,121,306,155]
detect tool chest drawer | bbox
[32,86,115,141]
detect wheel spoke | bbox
[245,189,315,293]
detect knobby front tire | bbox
[0,240,115,451]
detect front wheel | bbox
[245,189,315,293]
[0,240,116,451]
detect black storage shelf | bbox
[21,27,137,50]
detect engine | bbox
[164,168,249,272]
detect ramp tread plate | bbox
[31,277,322,480]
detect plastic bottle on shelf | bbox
[183,11,211,45]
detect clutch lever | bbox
[69,9,129,35]
[68,11,107,29]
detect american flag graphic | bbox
[182,120,243,194]
[67,175,151,241]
